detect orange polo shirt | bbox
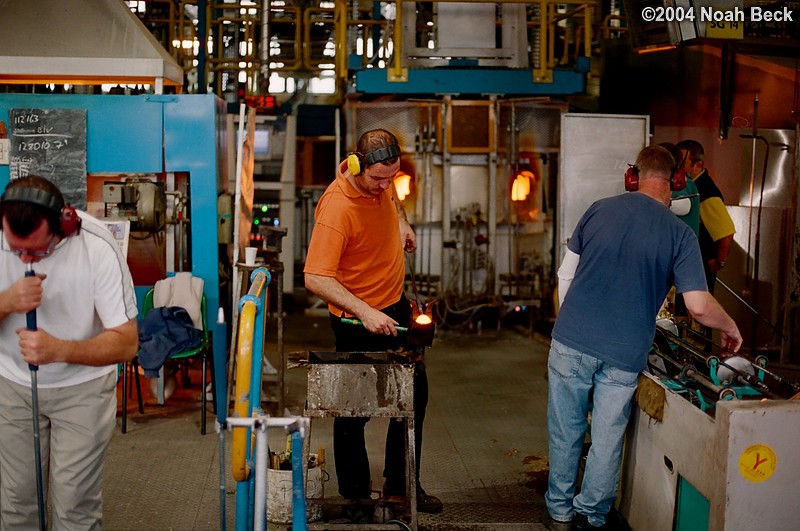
[304,161,404,316]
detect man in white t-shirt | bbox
[0,175,138,529]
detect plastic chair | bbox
[122,288,212,435]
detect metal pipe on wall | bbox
[335,107,341,164]
[260,0,270,93]
[279,115,297,294]
[425,104,435,278]
[745,94,759,285]
[414,125,423,273]
[441,97,452,293]
[740,93,771,351]
[488,96,498,295]
[198,0,208,94]
[782,124,800,365]
[509,103,517,277]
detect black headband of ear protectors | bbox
[363,144,401,166]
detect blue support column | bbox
[162,95,228,422]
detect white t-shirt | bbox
[0,211,138,388]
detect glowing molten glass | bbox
[415,314,432,325]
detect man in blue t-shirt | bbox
[543,145,742,531]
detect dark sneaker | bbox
[543,511,574,531]
[416,489,443,514]
[573,512,624,530]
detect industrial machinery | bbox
[342,99,569,334]
[648,319,800,409]
[0,93,229,427]
[101,178,167,233]
[619,319,800,530]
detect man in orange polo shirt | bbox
[304,129,442,522]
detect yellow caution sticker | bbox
[738,444,777,482]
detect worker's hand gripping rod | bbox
[341,317,408,333]
[26,264,46,531]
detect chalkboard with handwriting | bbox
[9,108,87,210]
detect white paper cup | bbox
[245,246,258,266]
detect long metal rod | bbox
[739,133,771,350]
[26,264,46,531]
[441,99,451,293]
[488,96,498,296]
[745,94,758,281]
[219,424,227,531]
[413,125,423,278]
[406,254,423,310]
[425,105,434,279]
[29,369,46,530]
[509,103,517,277]
[752,360,800,392]
[716,278,780,334]
[253,423,269,531]
[684,367,737,401]
[277,264,285,412]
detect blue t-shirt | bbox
[552,192,707,372]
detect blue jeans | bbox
[545,340,638,527]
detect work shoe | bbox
[542,511,574,531]
[416,488,443,514]
[382,483,443,514]
[572,512,622,530]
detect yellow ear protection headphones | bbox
[0,185,81,237]
[347,144,402,176]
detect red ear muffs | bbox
[625,164,687,192]
[60,205,81,237]
[670,170,687,191]
[624,165,639,192]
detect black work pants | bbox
[329,295,428,499]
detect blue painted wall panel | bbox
[0,94,163,182]
[0,93,228,421]
[354,68,585,95]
